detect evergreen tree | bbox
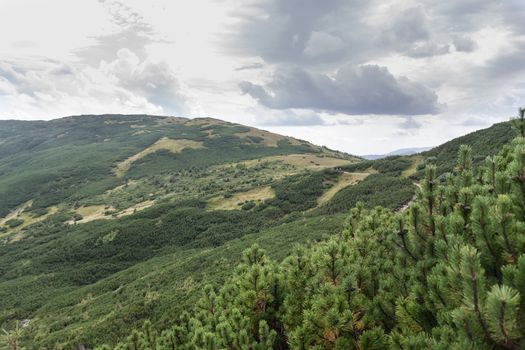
[97,110,525,350]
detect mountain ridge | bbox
[361,146,433,160]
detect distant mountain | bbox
[361,146,432,160]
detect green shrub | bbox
[241,201,256,211]
[5,218,24,228]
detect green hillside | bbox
[100,115,525,350]
[421,121,514,175]
[0,114,357,218]
[0,115,516,349]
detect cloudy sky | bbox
[0,0,524,154]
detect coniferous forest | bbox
[3,1,525,348]
[83,112,525,350]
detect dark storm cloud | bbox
[240,64,441,115]
[225,0,525,122]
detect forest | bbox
[0,114,518,349]
[82,110,525,349]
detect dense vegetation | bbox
[0,114,517,349]
[421,121,514,176]
[0,115,362,348]
[92,110,525,349]
[319,173,415,213]
[0,115,342,217]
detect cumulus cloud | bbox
[225,0,488,66]
[303,31,347,60]
[377,6,456,58]
[240,64,442,115]
[0,0,188,118]
[104,49,186,112]
[2,0,525,151]
[0,49,187,117]
[224,0,366,64]
[75,0,163,65]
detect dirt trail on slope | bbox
[399,182,421,212]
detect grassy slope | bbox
[421,121,513,175]
[0,114,354,217]
[31,214,345,348]
[0,115,361,348]
[0,116,515,349]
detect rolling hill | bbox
[0,115,515,349]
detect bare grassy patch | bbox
[235,128,303,147]
[114,137,205,177]
[70,205,115,224]
[184,118,230,127]
[243,154,352,170]
[1,204,59,241]
[208,186,275,211]
[117,200,155,218]
[155,117,188,126]
[317,172,371,205]
[402,155,424,178]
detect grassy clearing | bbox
[235,128,303,147]
[243,154,353,170]
[208,186,275,210]
[0,204,59,241]
[0,201,32,225]
[68,201,155,224]
[184,117,230,126]
[154,117,188,126]
[69,205,115,224]
[117,200,155,218]
[317,172,371,205]
[402,155,424,178]
[114,138,205,177]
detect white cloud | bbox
[0,48,187,118]
[0,0,524,153]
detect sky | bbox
[0,0,524,155]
